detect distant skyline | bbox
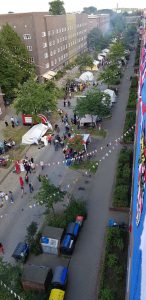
[0,0,145,14]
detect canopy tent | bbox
[93,60,100,66]
[98,55,104,61]
[68,134,91,151]
[102,48,109,53]
[104,89,116,104]
[22,123,52,145]
[41,70,57,80]
[79,71,94,82]
[80,114,98,126]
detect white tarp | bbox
[80,114,98,126]
[79,71,94,82]
[98,55,104,61]
[102,48,109,53]
[22,123,52,145]
[104,89,116,104]
[93,60,100,66]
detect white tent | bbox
[79,71,94,82]
[104,89,116,105]
[22,123,52,145]
[93,60,100,66]
[80,114,98,126]
[98,55,104,61]
[102,48,110,53]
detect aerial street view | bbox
[0,0,145,299]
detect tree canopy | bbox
[0,24,34,100]
[75,52,93,72]
[108,42,125,63]
[49,0,66,15]
[14,78,57,115]
[99,65,121,87]
[75,88,111,118]
[87,28,110,51]
[35,177,65,215]
[82,6,98,15]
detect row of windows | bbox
[23,29,87,41]
[48,24,86,36]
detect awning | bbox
[41,70,57,80]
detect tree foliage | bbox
[82,6,97,14]
[14,78,57,115]
[49,0,66,15]
[99,64,121,86]
[75,88,111,118]
[35,177,65,215]
[0,24,34,100]
[87,28,103,51]
[108,42,125,63]
[67,135,84,153]
[75,52,93,72]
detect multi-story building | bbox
[88,14,110,34]
[0,12,88,78]
[126,31,146,300]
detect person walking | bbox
[0,243,4,254]
[10,116,15,128]
[68,100,71,107]
[40,161,44,170]
[19,176,24,188]
[30,157,34,163]
[4,193,9,201]
[5,121,9,127]
[9,191,14,203]
[29,182,34,193]
[25,174,29,184]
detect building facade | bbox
[127,31,146,300]
[0,12,88,77]
[88,14,110,34]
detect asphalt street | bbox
[65,51,136,300]
[0,51,135,298]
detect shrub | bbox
[123,112,136,143]
[131,76,138,89]
[25,222,42,255]
[113,185,129,207]
[100,287,115,300]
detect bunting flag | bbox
[0,281,24,300]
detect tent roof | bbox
[22,123,50,145]
[41,70,57,80]
[104,89,116,97]
[79,71,94,82]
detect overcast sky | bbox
[0,0,145,14]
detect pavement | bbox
[0,51,135,297]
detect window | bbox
[48,30,51,36]
[49,41,52,46]
[66,44,68,49]
[24,24,27,28]
[42,31,46,37]
[23,34,31,40]
[64,27,66,31]
[56,29,58,34]
[13,25,16,28]
[55,58,57,64]
[43,42,47,48]
[50,51,53,56]
[27,45,32,51]
[57,38,59,44]
[61,55,63,60]
[68,43,70,48]
[53,49,56,55]
[61,46,63,51]
[64,54,66,58]
[58,48,60,53]
[63,45,65,50]
[51,60,54,67]
[60,37,62,42]
[62,28,64,32]
[44,52,48,59]
[29,57,34,63]
[52,30,54,35]
[45,63,49,69]
[58,57,60,62]
[59,28,61,33]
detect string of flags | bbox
[0,280,24,300]
[3,124,135,169]
[0,123,135,218]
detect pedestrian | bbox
[29,182,34,193]
[40,161,44,170]
[14,117,19,126]
[56,126,60,134]
[0,243,4,254]
[63,99,66,107]
[19,176,24,188]
[65,113,68,122]
[30,157,34,163]
[25,174,29,184]
[30,162,35,172]
[11,116,15,128]
[69,92,72,99]
[5,121,9,127]
[9,191,14,203]
[4,193,9,201]
[68,100,71,107]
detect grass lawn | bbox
[2,126,28,163]
[70,159,98,174]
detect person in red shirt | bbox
[19,176,24,188]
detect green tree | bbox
[75,88,110,121]
[82,6,98,14]
[87,28,103,51]
[75,52,93,72]
[99,65,121,87]
[108,42,125,63]
[67,135,84,153]
[49,0,66,15]
[35,177,65,215]
[14,78,56,115]
[0,24,34,99]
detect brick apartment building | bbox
[88,14,110,34]
[0,12,88,78]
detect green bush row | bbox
[127,88,137,110]
[113,148,133,208]
[46,198,87,228]
[123,112,136,143]
[99,228,128,300]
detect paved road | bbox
[65,52,136,300]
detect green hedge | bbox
[99,228,128,300]
[127,88,137,110]
[123,112,136,143]
[46,198,87,228]
[113,148,133,207]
